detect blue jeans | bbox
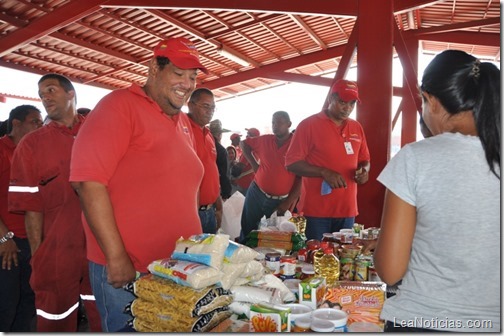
[0,237,35,331]
[88,262,136,332]
[198,207,217,234]
[239,181,282,243]
[305,216,355,241]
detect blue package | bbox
[321,180,332,195]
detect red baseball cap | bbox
[330,79,360,102]
[153,38,208,74]
[230,133,241,141]
[246,128,260,137]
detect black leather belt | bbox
[199,204,213,211]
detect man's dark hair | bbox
[189,87,214,103]
[7,104,41,133]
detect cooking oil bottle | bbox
[318,247,340,286]
[313,241,330,275]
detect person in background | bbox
[8,74,101,332]
[238,111,301,243]
[209,119,233,200]
[0,121,8,137]
[285,79,370,241]
[226,145,237,163]
[374,50,500,332]
[0,105,42,332]
[77,107,91,117]
[187,88,223,233]
[230,132,242,158]
[231,127,260,196]
[70,37,207,331]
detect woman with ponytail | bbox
[374,50,500,332]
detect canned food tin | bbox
[280,255,297,277]
[265,252,281,275]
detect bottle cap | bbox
[324,247,334,254]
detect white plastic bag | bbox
[221,192,245,241]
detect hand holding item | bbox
[354,166,369,185]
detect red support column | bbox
[355,0,394,228]
[400,36,420,145]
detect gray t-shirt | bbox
[377,132,500,332]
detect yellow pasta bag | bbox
[127,274,232,317]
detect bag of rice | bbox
[172,233,229,269]
[148,258,222,289]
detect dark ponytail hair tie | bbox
[470,59,481,79]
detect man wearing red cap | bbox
[286,79,370,241]
[230,133,242,159]
[70,37,207,331]
[231,127,260,196]
[238,111,301,243]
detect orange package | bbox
[323,281,386,330]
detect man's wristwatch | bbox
[0,231,14,244]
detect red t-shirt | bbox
[285,112,370,217]
[0,136,25,237]
[188,117,220,205]
[9,117,86,253]
[70,84,204,272]
[244,134,296,196]
[235,153,255,190]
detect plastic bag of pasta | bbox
[172,233,230,269]
[128,305,232,332]
[125,274,233,317]
[147,258,222,289]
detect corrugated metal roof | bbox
[0,0,500,101]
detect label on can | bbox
[265,252,281,275]
[280,255,297,276]
[297,248,307,262]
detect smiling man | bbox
[69,37,207,331]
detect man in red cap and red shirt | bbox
[238,111,301,243]
[230,132,242,159]
[285,79,370,241]
[70,37,207,331]
[231,127,260,196]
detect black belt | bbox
[199,204,213,211]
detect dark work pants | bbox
[0,237,35,332]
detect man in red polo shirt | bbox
[231,127,260,195]
[8,74,101,332]
[230,132,242,158]
[0,105,42,332]
[70,37,206,332]
[238,111,301,243]
[187,88,222,233]
[286,79,370,241]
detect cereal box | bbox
[298,276,326,310]
[249,303,291,332]
[323,281,386,330]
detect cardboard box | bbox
[298,276,326,310]
[249,303,291,332]
[323,281,385,330]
